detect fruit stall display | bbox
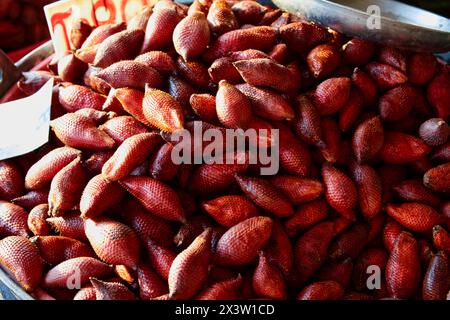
[0,0,449,300]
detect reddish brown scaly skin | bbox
[424,163,450,193]
[321,164,357,220]
[392,179,441,207]
[0,201,29,238]
[422,251,450,300]
[270,176,323,205]
[189,93,219,124]
[229,49,270,60]
[203,26,278,62]
[17,71,60,96]
[121,199,174,248]
[284,199,329,237]
[383,219,404,252]
[365,62,408,90]
[233,58,300,93]
[58,84,106,113]
[145,239,176,281]
[84,218,140,269]
[86,152,116,175]
[278,124,311,176]
[75,45,98,65]
[81,22,126,49]
[174,215,212,249]
[351,68,378,106]
[236,83,295,121]
[100,116,149,144]
[74,108,115,124]
[407,53,437,85]
[134,51,176,74]
[428,71,450,119]
[259,8,282,25]
[432,225,450,252]
[114,265,135,284]
[121,175,185,221]
[102,133,161,181]
[94,29,144,68]
[338,88,364,132]
[352,248,388,291]
[206,0,239,35]
[377,46,407,72]
[142,87,184,133]
[350,162,382,219]
[297,281,344,300]
[342,38,375,66]
[141,8,182,53]
[216,80,252,129]
[96,60,163,91]
[319,117,342,163]
[31,235,95,265]
[252,252,287,299]
[201,195,258,227]
[378,165,407,203]
[367,213,385,242]
[231,0,267,25]
[73,286,97,300]
[307,44,341,78]
[378,85,416,122]
[0,236,43,292]
[57,53,88,83]
[167,76,197,118]
[114,88,153,128]
[379,131,431,164]
[48,157,86,217]
[294,94,324,147]
[279,22,330,54]
[169,229,213,299]
[27,204,50,236]
[196,275,243,300]
[386,232,421,299]
[214,216,273,266]
[264,221,293,277]
[314,77,351,115]
[90,278,136,300]
[50,113,115,150]
[386,202,444,233]
[148,142,179,182]
[0,160,23,201]
[419,239,434,267]
[80,174,125,219]
[127,6,152,30]
[25,146,81,190]
[70,18,93,49]
[268,43,289,64]
[173,11,210,60]
[329,222,370,260]
[419,118,449,146]
[137,262,168,300]
[235,175,293,218]
[46,214,87,242]
[208,57,243,84]
[176,58,213,91]
[315,258,353,288]
[294,221,335,283]
[32,287,57,300]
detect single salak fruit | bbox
[294,95,324,146]
[270,176,323,205]
[57,53,88,83]
[342,38,375,66]
[419,118,449,146]
[319,117,342,163]
[328,222,370,260]
[322,164,357,220]
[58,84,106,112]
[383,219,404,252]
[432,225,450,252]
[120,176,186,223]
[0,160,23,201]
[135,51,176,74]
[102,132,161,181]
[232,0,267,25]
[216,80,252,129]
[149,142,179,182]
[81,22,126,49]
[252,252,286,300]
[85,217,140,269]
[114,88,153,128]
[142,87,184,132]
[70,18,93,49]
[48,157,87,217]
[208,57,242,84]
[94,29,144,68]
[264,221,293,277]
[201,195,258,227]
[385,232,421,299]
[350,163,382,219]
[407,52,437,85]
[31,235,95,265]
[0,236,43,292]
[145,239,176,281]
[297,281,344,300]
[95,60,163,91]
[314,77,351,115]
[377,46,407,72]
[284,199,329,237]
[427,71,450,120]
[46,214,87,242]
[196,275,243,300]
[422,251,450,300]
[173,11,210,60]
[137,262,168,300]
[307,44,341,78]
[175,58,213,90]
[279,22,331,54]
[100,116,150,144]
[50,113,115,150]
[140,8,181,53]
[294,221,335,283]
[424,163,450,193]
[378,85,416,122]
[352,248,388,290]
[206,0,239,35]
[365,62,408,90]
[351,68,378,106]
[214,216,273,266]
[386,202,443,233]
[27,204,50,236]
[392,179,441,207]
[268,43,289,64]
[90,278,136,300]
[378,132,431,164]
[169,229,213,299]
[80,174,125,219]
[278,125,311,176]
[338,88,364,132]
[235,175,294,218]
